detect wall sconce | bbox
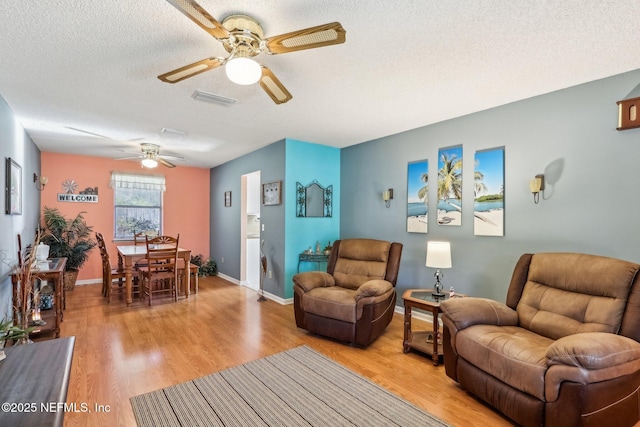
[382,189,394,208]
[33,173,48,191]
[529,174,544,204]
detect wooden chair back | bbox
[142,234,180,304]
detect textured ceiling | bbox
[1,1,640,169]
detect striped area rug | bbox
[131,345,450,427]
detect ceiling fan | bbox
[116,143,184,168]
[158,0,346,104]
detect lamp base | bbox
[431,290,445,298]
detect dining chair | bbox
[134,230,158,245]
[102,250,130,303]
[177,260,199,296]
[96,232,110,296]
[96,232,130,302]
[139,234,180,305]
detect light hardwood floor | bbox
[59,276,514,427]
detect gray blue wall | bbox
[210,140,286,297]
[0,95,42,321]
[341,69,640,302]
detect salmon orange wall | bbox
[41,152,210,283]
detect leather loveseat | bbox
[293,238,402,346]
[440,253,640,427]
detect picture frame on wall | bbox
[224,191,232,207]
[5,157,22,215]
[262,180,282,206]
[474,147,505,236]
[437,145,462,226]
[406,159,428,233]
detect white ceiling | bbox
[1,1,640,169]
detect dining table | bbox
[116,244,191,305]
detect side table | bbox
[402,288,464,365]
[297,253,329,273]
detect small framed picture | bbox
[262,180,282,206]
[224,191,232,207]
[5,157,22,215]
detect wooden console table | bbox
[297,253,329,273]
[0,336,75,427]
[11,257,66,338]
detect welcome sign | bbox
[57,179,99,203]
[57,193,98,203]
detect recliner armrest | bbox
[440,297,518,331]
[293,271,335,292]
[545,333,640,402]
[547,332,640,369]
[355,279,393,301]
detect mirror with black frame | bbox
[296,180,333,217]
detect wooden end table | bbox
[402,288,464,365]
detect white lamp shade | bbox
[426,241,452,268]
[141,157,158,168]
[225,57,262,85]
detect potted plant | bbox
[40,206,97,291]
[0,318,34,348]
[190,254,218,277]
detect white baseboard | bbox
[76,273,294,305]
[394,305,434,323]
[217,272,240,285]
[217,273,292,305]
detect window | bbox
[110,172,165,240]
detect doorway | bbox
[240,171,261,290]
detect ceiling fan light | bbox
[141,157,158,168]
[225,57,261,85]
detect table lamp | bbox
[426,241,452,297]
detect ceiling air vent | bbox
[191,90,237,106]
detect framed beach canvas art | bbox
[437,145,462,226]
[406,159,428,233]
[474,147,504,236]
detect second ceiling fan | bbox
[158,0,346,104]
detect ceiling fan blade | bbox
[165,0,231,40]
[264,22,346,54]
[158,57,223,83]
[114,156,143,160]
[159,158,176,168]
[259,67,292,104]
[159,154,185,161]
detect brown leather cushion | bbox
[333,239,391,290]
[456,324,553,401]
[517,253,639,340]
[303,287,357,323]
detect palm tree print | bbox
[438,152,462,201]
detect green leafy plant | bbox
[0,318,34,344]
[40,206,97,272]
[190,254,217,277]
[116,217,159,238]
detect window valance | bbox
[109,172,166,191]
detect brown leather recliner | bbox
[440,253,640,427]
[293,238,403,346]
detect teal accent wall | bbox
[284,139,340,299]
